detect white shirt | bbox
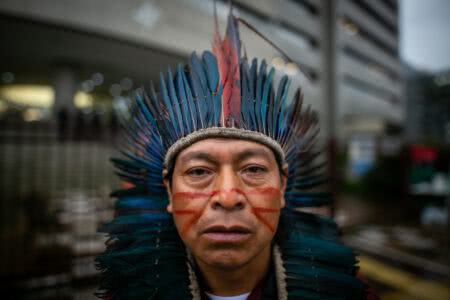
[204,291,251,300]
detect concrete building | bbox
[0,0,405,146]
[406,68,450,144]
[335,0,405,147]
[0,0,407,290]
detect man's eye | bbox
[186,168,211,177]
[244,166,266,174]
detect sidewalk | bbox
[336,194,450,300]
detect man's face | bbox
[164,138,287,271]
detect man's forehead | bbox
[176,138,276,163]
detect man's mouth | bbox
[202,225,252,243]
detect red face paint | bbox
[173,190,219,200]
[174,210,201,236]
[251,207,279,233]
[233,187,280,196]
[173,187,281,236]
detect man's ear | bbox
[162,169,173,213]
[280,163,289,208]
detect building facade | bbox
[0,0,405,144]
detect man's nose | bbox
[211,166,245,211]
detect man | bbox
[164,138,287,299]
[96,8,371,300]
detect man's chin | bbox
[199,250,250,271]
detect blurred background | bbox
[0,0,449,299]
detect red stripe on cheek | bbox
[173,190,220,200]
[252,209,275,233]
[173,192,211,200]
[172,188,280,235]
[181,213,201,236]
[242,187,280,196]
[253,207,279,213]
[173,209,197,215]
[174,209,201,237]
[173,191,217,237]
[251,207,279,233]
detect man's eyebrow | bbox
[234,148,272,162]
[180,152,217,164]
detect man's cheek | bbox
[172,191,212,237]
[245,187,282,233]
[171,187,282,236]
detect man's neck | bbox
[195,245,271,297]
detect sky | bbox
[400,0,450,72]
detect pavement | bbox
[336,194,450,300]
[359,254,450,300]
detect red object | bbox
[356,273,380,300]
[409,145,437,163]
[212,7,241,126]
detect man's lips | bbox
[201,225,252,243]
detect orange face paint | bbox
[173,187,281,236]
[251,207,279,233]
[173,190,219,201]
[173,209,201,236]
[235,186,280,196]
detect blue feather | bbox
[175,64,192,134]
[181,68,198,132]
[273,76,288,138]
[261,67,274,135]
[240,61,250,127]
[246,58,257,131]
[202,52,221,126]
[167,67,185,136]
[160,72,179,138]
[255,60,267,132]
[189,52,209,127]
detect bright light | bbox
[0,101,7,112]
[74,91,94,108]
[340,17,359,36]
[285,63,300,76]
[0,84,54,107]
[271,57,286,69]
[345,23,359,36]
[134,1,161,29]
[23,108,40,121]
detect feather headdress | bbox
[114,6,323,205]
[96,5,368,300]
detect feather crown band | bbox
[113,6,328,208]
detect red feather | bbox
[212,5,241,127]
